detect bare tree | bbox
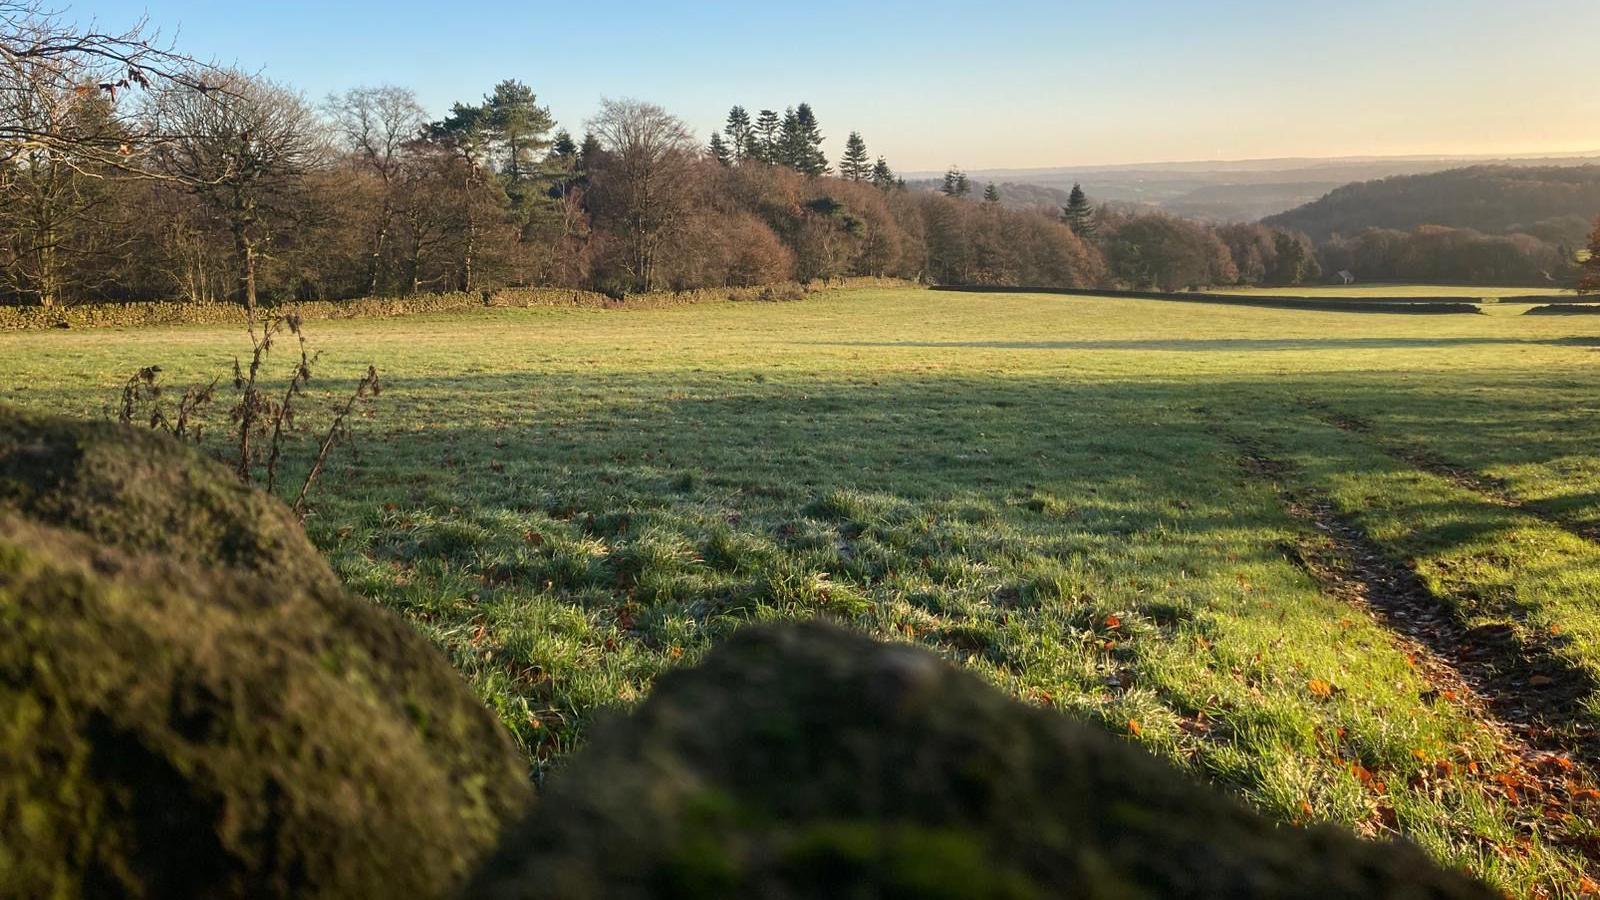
[585,98,696,293]
[391,141,462,294]
[1,1,209,167]
[0,87,127,304]
[326,85,424,295]
[0,2,210,305]
[146,70,326,312]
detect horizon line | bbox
[900,148,1600,178]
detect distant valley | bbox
[910,152,1600,221]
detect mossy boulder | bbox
[0,406,336,594]
[470,622,1493,900]
[0,409,533,899]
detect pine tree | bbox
[941,167,971,198]
[576,131,603,173]
[791,103,829,176]
[773,104,829,176]
[550,129,578,160]
[725,106,754,162]
[870,156,896,190]
[983,183,1001,203]
[753,109,781,164]
[1061,183,1097,238]
[1581,217,1600,293]
[546,129,580,198]
[484,80,555,194]
[777,107,802,169]
[708,131,733,167]
[840,131,870,181]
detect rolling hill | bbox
[910,153,1600,222]
[1263,165,1600,244]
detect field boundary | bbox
[0,277,916,332]
[1526,304,1600,315]
[930,284,1484,314]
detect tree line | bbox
[0,3,1436,310]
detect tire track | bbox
[1235,443,1600,868]
[1299,398,1600,545]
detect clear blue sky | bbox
[76,0,1600,172]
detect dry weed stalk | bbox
[116,310,380,517]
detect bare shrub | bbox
[115,313,379,518]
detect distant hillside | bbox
[1264,165,1600,244]
[1161,182,1344,221]
[908,153,1600,223]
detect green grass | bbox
[4,287,1600,894]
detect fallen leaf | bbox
[1537,754,1574,772]
[1376,804,1398,830]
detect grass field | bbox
[4,286,1600,895]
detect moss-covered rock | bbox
[0,406,336,594]
[0,409,532,899]
[470,622,1493,900]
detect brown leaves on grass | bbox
[1350,763,1386,795]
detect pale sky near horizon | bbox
[72,0,1600,172]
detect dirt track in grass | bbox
[1238,443,1600,871]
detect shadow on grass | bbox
[812,337,1600,352]
[75,366,1585,551]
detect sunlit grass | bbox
[3,287,1599,893]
